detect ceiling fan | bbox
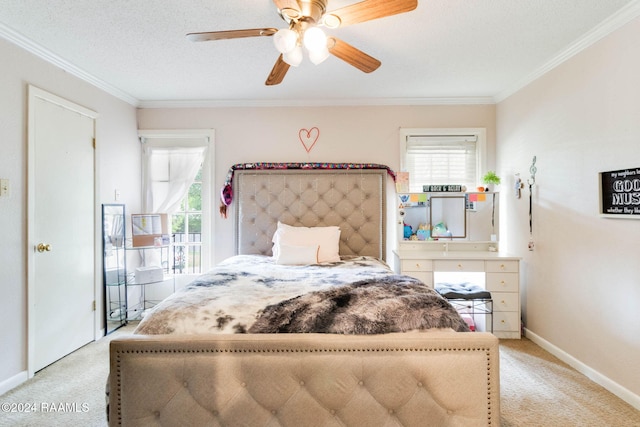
[186,0,418,85]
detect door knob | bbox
[37,243,52,253]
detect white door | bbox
[27,86,97,374]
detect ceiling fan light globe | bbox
[273,28,298,54]
[283,46,303,66]
[303,27,327,52]
[309,47,330,65]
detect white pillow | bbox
[275,244,319,265]
[272,222,341,263]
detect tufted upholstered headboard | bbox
[234,169,386,260]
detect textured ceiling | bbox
[0,0,638,107]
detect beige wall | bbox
[497,16,640,404]
[0,38,140,392]
[137,104,497,263]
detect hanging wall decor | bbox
[599,167,640,218]
[514,173,523,199]
[299,127,319,153]
[528,156,537,251]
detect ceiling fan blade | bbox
[327,37,381,73]
[327,0,417,28]
[266,55,291,86]
[186,28,277,42]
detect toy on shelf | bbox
[416,223,430,240]
[403,223,413,239]
[431,222,451,238]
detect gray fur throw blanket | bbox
[249,275,470,334]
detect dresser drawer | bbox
[491,292,519,312]
[493,311,520,332]
[401,259,433,272]
[485,260,519,273]
[486,272,519,292]
[433,260,485,272]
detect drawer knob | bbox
[500,264,506,270]
[501,320,506,324]
[457,264,463,269]
[416,263,420,268]
[501,300,506,304]
[501,280,506,286]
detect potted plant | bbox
[482,171,501,191]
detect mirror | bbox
[102,204,127,334]
[429,196,467,238]
[466,192,499,241]
[398,192,499,242]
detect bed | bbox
[108,168,500,426]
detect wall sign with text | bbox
[600,167,640,218]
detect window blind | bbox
[405,135,478,192]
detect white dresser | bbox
[394,249,521,339]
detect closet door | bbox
[28,86,97,374]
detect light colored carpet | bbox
[499,339,640,426]
[1,326,638,426]
[0,324,135,427]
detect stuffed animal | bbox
[416,223,430,240]
[431,222,450,238]
[403,223,413,239]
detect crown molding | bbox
[495,0,640,103]
[0,22,140,107]
[137,96,496,109]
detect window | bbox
[139,130,214,276]
[172,165,203,274]
[400,128,486,192]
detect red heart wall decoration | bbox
[299,127,320,153]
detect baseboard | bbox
[524,328,640,411]
[0,370,28,396]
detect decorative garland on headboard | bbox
[219,162,396,218]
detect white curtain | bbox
[142,145,207,214]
